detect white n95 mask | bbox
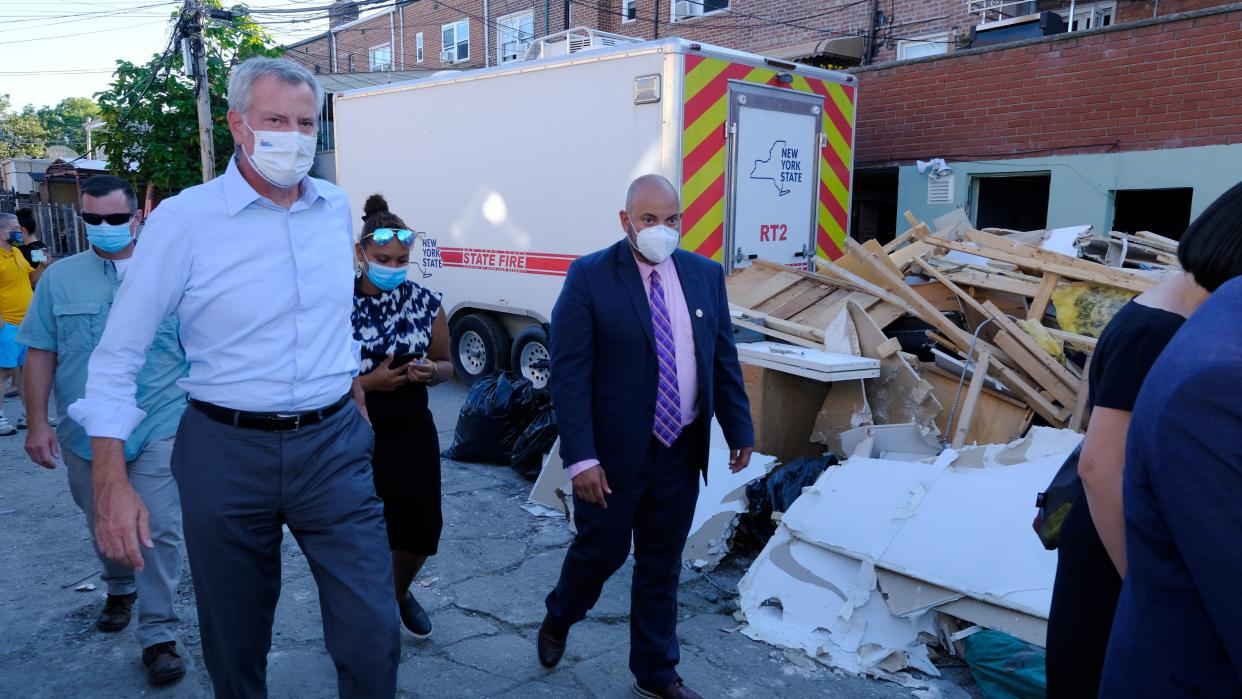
[632,224,680,264]
[243,120,317,188]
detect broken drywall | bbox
[738,528,939,678]
[524,425,778,570]
[739,427,1082,677]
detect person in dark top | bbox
[1046,181,1242,697]
[1100,182,1242,696]
[14,208,48,274]
[351,194,454,640]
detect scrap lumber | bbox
[922,363,1031,446]
[1069,354,1093,434]
[981,301,1080,393]
[1027,273,1060,321]
[742,364,832,462]
[941,266,1043,298]
[729,314,823,351]
[951,350,992,449]
[905,214,1154,294]
[1046,327,1097,352]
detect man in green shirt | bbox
[19,175,188,686]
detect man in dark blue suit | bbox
[1100,274,1242,697]
[536,175,754,699]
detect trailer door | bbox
[724,81,824,271]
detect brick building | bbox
[850,1,1242,243]
[282,0,1242,239]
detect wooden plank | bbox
[1131,230,1179,252]
[982,300,1081,392]
[1027,272,1060,321]
[952,350,992,449]
[867,301,907,329]
[889,240,933,270]
[877,337,902,358]
[994,363,1066,426]
[742,364,831,462]
[911,280,965,313]
[925,329,1067,426]
[1069,353,1093,433]
[883,228,916,253]
[730,315,823,352]
[848,300,942,432]
[1046,327,1097,351]
[912,228,1154,293]
[992,332,1078,407]
[726,267,804,308]
[836,239,992,359]
[964,228,1156,292]
[769,283,832,320]
[923,364,1031,446]
[943,267,1043,298]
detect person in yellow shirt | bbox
[0,213,36,435]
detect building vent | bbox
[928,176,954,205]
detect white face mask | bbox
[630,223,680,264]
[242,118,317,188]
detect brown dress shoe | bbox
[95,592,136,632]
[536,616,568,668]
[143,641,186,686]
[632,679,705,699]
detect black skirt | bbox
[365,381,443,556]
[1045,493,1123,698]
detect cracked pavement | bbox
[0,386,978,698]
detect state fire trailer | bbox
[333,29,857,388]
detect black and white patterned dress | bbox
[352,280,445,555]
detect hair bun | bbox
[363,194,389,220]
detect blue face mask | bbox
[366,259,407,291]
[86,222,134,254]
[7,230,22,244]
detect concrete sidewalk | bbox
[0,385,977,698]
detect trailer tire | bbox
[451,313,509,385]
[510,325,551,390]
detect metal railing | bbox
[0,192,87,259]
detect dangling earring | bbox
[354,265,363,280]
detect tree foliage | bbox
[0,94,49,160]
[95,2,283,196]
[36,97,102,155]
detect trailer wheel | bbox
[510,325,550,390]
[451,313,509,384]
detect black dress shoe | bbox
[536,615,568,668]
[142,641,186,686]
[632,680,705,699]
[95,592,136,632]
[398,593,433,639]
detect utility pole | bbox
[861,0,880,66]
[184,0,215,182]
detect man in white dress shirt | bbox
[68,58,399,698]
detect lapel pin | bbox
[695,309,703,318]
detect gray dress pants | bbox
[64,437,183,649]
[171,402,399,699]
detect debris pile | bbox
[522,211,1174,692]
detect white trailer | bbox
[333,29,858,388]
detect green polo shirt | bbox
[17,249,187,461]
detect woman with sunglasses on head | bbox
[352,194,453,640]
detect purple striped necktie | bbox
[648,269,682,447]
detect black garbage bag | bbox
[441,372,548,465]
[735,454,837,549]
[510,405,558,478]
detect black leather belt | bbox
[189,394,352,432]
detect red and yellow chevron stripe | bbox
[681,54,856,263]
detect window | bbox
[497,11,534,64]
[416,32,424,63]
[972,174,1051,231]
[1113,188,1193,240]
[672,0,728,22]
[897,33,948,61]
[368,43,392,71]
[622,0,637,22]
[1062,1,1115,31]
[441,20,470,63]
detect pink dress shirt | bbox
[567,253,699,478]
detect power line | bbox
[0,19,170,46]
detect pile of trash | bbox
[518,211,1171,694]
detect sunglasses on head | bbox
[81,212,134,226]
[365,228,415,246]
